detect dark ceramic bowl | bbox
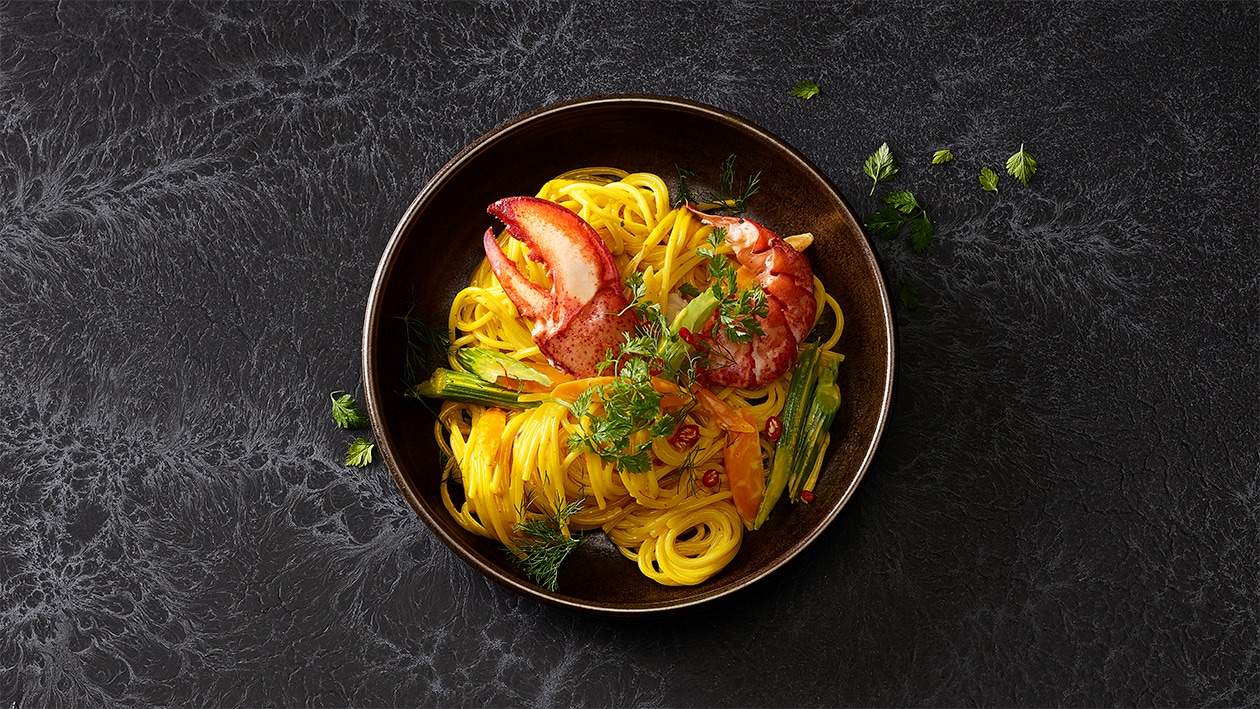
[362,95,894,614]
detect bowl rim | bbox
[361,93,896,614]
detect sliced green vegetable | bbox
[455,347,552,387]
[753,342,821,529]
[414,368,536,409]
[658,288,721,372]
[670,288,720,335]
[788,351,842,500]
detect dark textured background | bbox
[1,1,1256,706]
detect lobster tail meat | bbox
[687,208,818,389]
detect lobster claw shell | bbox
[482,196,636,377]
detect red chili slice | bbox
[649,357,665,376]
[765,415,782,441]
[670,424,700,449]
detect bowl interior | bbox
[363,96,894,614]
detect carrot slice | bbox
[549,377,615,402]
[548,375,688,408]
[724,408,765,526]
[694,387,756,433]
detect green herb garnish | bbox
[908,213,935,254]
[790,80,820,99]
[345,437,375,467]
[566,286,701,474]
[715,154,761,212]
[863,142,898,196]
[979,166,999,193]
[931,149,954,164]
[863,190,934,254]
[568,353,672,474]
[672,155,761,212]
[1006,143,1038,185]
[330,391,370,429]
[899,282,920,310]
[511,498,586,591]
[697,228,769,342]
[398,298,450,394]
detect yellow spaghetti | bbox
[430,168,844,587]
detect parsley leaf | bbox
[931,149,954,164]
[979,166,999,193]
[1006,143,1038,185]
[863,142,898,196]
[699,228,769,342]
[790,80,820,99]
[899,282,920,310]
[678,282,702,298]
[864,191,934,254]
[864,206,905,241]
[345,438,375,467]
[909,214,935,254]
[883,190,922,215]
[331,391,370,429]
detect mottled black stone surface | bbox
[1,1,1256,706]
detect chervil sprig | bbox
[698,228,769,341]
[899,282,920,310]
[567,353,664,474]
[979,166,1000,193]
[790,80,820,100]
[330,391,370,429]
[863,142,898,195]
[1006,144,1038,185]
[345,438,375,467]
[863,190,935,254]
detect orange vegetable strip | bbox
[724,408,765,526]
[694,387,756,433]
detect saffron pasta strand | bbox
[432,169,844,586]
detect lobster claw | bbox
[482,196,636,377]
